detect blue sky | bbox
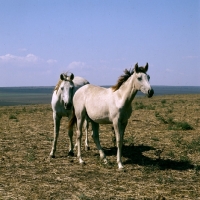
[0,0,199,87]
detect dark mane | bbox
[111,67,147,92]
[111,68,134,92]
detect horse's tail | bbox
[68,107,77,129]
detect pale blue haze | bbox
[0,0,199,86]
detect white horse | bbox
[50,73,89,158]
[69,63,154,169]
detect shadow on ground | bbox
[103,144,195,171]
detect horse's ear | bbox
[134,63,139,73]
[70,73,74,80]
[60,74,65,80]
[144,63,148,72]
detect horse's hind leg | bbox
[91,122,107,163]
[50,113,61,158]
[74,118,90,151]
[112,126,116,147]
[84,119,90,151]
[68,127,74,156]
[76,116,85,164]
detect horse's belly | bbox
[92,117,112,124]
[87,109,112,124]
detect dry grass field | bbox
[0,94,200,200]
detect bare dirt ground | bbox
[0,94,200,200]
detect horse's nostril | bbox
[148,89,154,98]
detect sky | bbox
[0,0,200,87]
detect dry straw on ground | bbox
[0,94,200,199]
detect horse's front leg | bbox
[50,113,61,158]
[91,122,107,163]
[113,120,127,169]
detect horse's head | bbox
[134,63,154,98]
[59,73,75,110]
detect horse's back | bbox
[74,84,110,100]
[73,84,113,124]
[73,76,89,87]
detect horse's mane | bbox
[111,67,147,92]
[54,79,62,93]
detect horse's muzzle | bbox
[148,89,154,98]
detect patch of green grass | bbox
[146,104,155,110]
[155,113,193,130]
[168,121,193,130]
[134,102,146,110]
[157,173,176,184]
[156,175,164,184]
[167,108,173,114]
[77,193,90,200]
[161,99,167,104]
[155,112,168,124]
[166,150,175,159]
[171,133,199,153]
[185,137,200,153]
[194,165,200,175]
[171,133,183,147]
[9,114,19,122]
[28,108,38,113]
[142,164,160,174]
[134,102,155,110]
[180,154,190,163]
[25,148,36,162]
[9,114,18,120]
[124,135,135,145]
[157,174,177,185]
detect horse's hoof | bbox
[50,154,55,158]
[103,158,108,164]
[79,158,85,165]
[118,163,124,170]
[68,151,74,157]
[85,146,90,151]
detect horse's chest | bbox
[56,106,71,117]
[118,107,132,120]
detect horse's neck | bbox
[115,74,138,106]
[54,89,62,103]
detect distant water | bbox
[0,87,54,106]
[0,86,200,106]
[138,85,200,96]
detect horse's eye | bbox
[61,87,64,90]
[147,75,150,80]
[137,77,142,81]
